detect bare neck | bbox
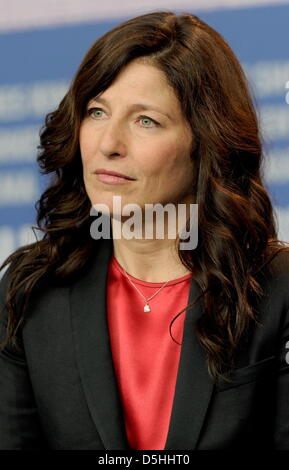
[112,237,191,283]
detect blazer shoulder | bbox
[266,248,289,275]
[259,248,289,288]
[257,248,289,324]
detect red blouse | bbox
[106,255,192,450]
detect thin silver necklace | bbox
[122,268,170,312]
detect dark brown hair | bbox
[1,10,288,381]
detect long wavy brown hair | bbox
[1,10,288,381]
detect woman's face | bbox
[79,59,194,215]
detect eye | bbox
[87,107,105,119]
[85,107,160,128]
[136,115,159,128]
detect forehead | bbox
[91,60,180,109]
[114,59,169,85]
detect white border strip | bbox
[1,0,289,33]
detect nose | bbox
[98,119,127,159]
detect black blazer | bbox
[0,238,289,450]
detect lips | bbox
[94,169,135,180]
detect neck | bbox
[110,194,194,282]
[112,236,191,283]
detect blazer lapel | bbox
[69,237,130,450]
[70,237,215,450]
[164,277,215,449]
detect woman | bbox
[0,11,289,450]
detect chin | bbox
[90,192,125,217]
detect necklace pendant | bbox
[144,303,151,312]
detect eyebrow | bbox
[89,96,172,120]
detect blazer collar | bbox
[69,238,215,450]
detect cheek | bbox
[140,141,181,176]
[153,142,192,177]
